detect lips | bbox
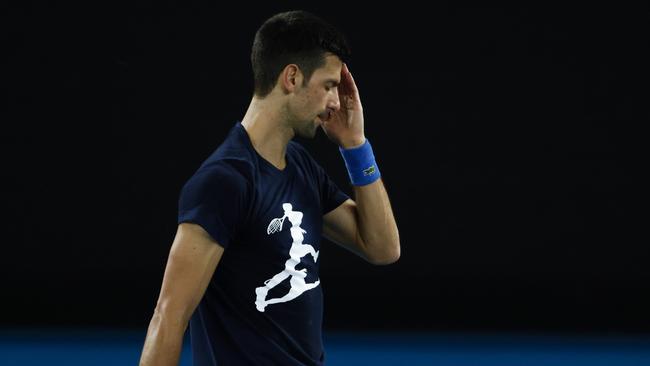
[318,111,330,121]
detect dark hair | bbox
[251,10,351,97]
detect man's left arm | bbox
[320,62,400,264]
[323,179,400,265]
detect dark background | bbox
[3,2,648,334]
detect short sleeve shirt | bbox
[178,122,349,365]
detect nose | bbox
[329,90,341,112]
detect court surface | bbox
[1,329,649,365]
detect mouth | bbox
[317,111,330,122]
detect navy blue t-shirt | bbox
[177,122,349,365]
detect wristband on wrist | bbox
[339,139,381,186]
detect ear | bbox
[279,64,303,94]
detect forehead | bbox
[311,54,342,82]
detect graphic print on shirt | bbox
[255,203,320,312]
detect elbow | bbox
[366,240,401,266]
[370,254,399,266]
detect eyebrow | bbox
[325,79,340,87]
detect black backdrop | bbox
[3,2,647,333]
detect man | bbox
[140,10,400,366]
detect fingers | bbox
[341,63,359,98]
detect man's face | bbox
[290,54,342,138]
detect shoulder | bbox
[199,158,254,181]
[182,159,253,198]
[189,124,258,191]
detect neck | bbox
[240,93,294,170]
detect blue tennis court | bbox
[2,329,649,365]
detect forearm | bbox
[353,178,400,264]
[139,308,188,366]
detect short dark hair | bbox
[251,10,351,97]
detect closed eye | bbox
[325,79,340,92]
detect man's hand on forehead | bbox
[338,63,361,110]
[321,62,365,149]
[339,63,353,97]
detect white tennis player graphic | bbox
[255,203,320,312]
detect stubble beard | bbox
[295,119,319,139]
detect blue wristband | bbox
[339,139,381,186]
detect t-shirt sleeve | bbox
[177,162,249,248]
[316,161,350,215]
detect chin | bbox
[296,123,318,139]
[301,128,318,139]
